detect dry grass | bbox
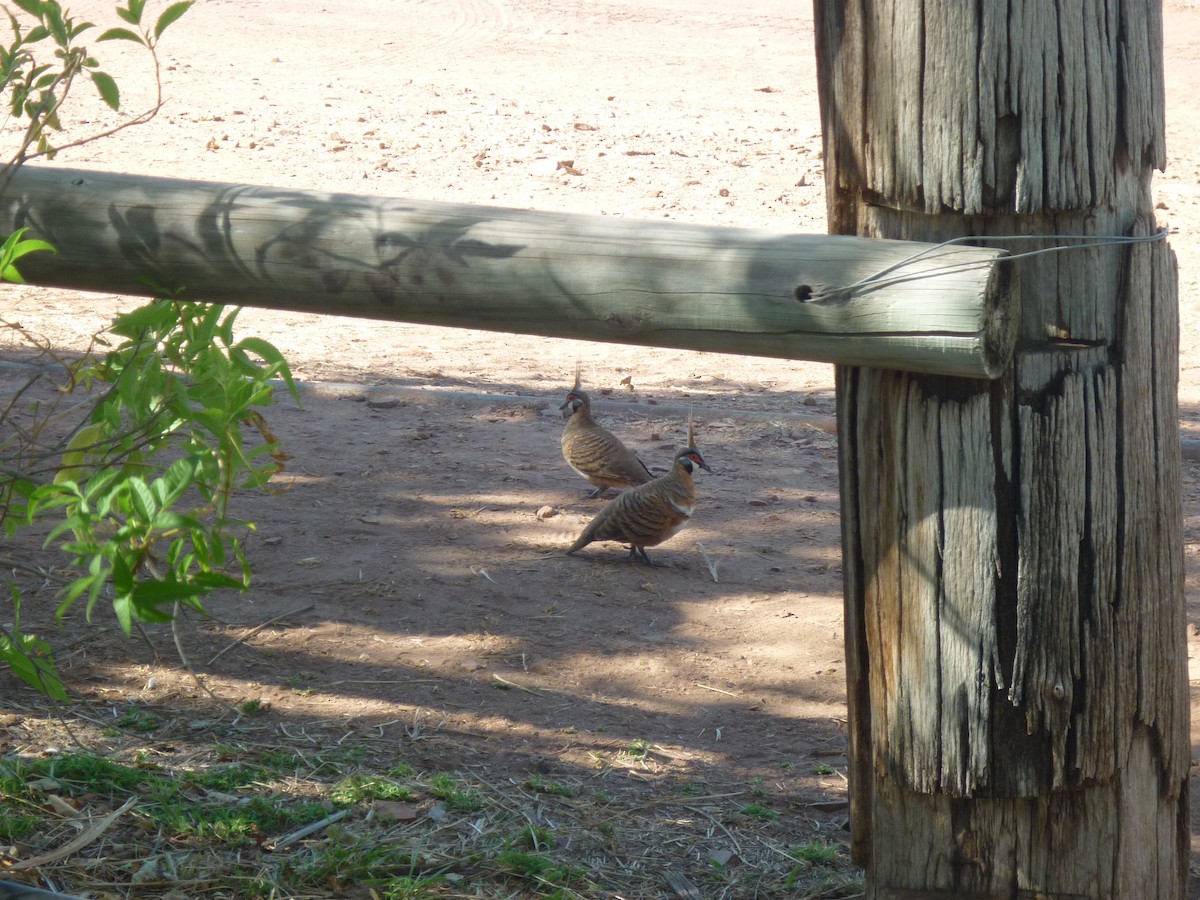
[0,695,862,899]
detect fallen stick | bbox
[266,808,350,852]
[206,604,315,665]
[8,796,138,871]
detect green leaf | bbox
[55,421,105,482]
[111,550,134,595]
[96,26,143,44]
[43,518,81,547]
[60,572,98,610]
[154,0,192,40]
[81,465,124,504]
[192,571,246,591]
[132,578,204,605]
[15,237,53,255]
[111,298,171,336]
[232,538,253,583]
[127,476,156,521]
[0,620,68,702]
[79,555,106,617]
[89,70,119,109]
[112,592,134,634]
[235,336,300,403]
[126,602,177,625]
[216,305,241,345]
[0,227,55,283]
[196,302,224,345]
[116,0,147,25]
[192,408,230,440]
[68,19,95,40]
[10,0,44,17]
[45,6,67,47]
[189,528,212,563]
[156,455,201,506]
[151,510,202,532]
[0,226,55,259]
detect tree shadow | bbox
[1,349,850,812]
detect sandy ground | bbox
[3,0,1200,892]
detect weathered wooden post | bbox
[814,2,1188,897]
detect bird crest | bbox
[571,362,582,394]
[687,403,696,449]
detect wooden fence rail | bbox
[0,166,1013,378]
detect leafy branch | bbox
[2,296,297,696]
[1,0,194,174]
[0,0,297,700]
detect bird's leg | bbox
[629,546,658,566]
[586,485,611,499]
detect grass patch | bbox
[495,849,591,891]
[783,839,861,896]
[741,802,778,821]
[238,698,266,716]
[428,771,483,811]
[523,774,575,798]
[0,718,861,898]
[331,774,416,804]
[166,795,332,846]
[791,838,842,866]
[113,705,163,733]
[281,832,430,889]
[622,738,650,761]
[0,812,40,841]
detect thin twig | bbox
[2,26,171,177]
[171,601,238,715]
[595,791,747,826]
[325,678,440,686]
[683,803,743,855]
[0,556,71,583]
[266,808,350,852]
[0,368,44,431]
[694,682,738,697]
[491,673,542,694]
[206,603,314,665]
[695,542,718,583]
[134,621,161,666]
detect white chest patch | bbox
[668,499,695,518]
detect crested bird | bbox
[559,366,653,498]
[566,412,711,565]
